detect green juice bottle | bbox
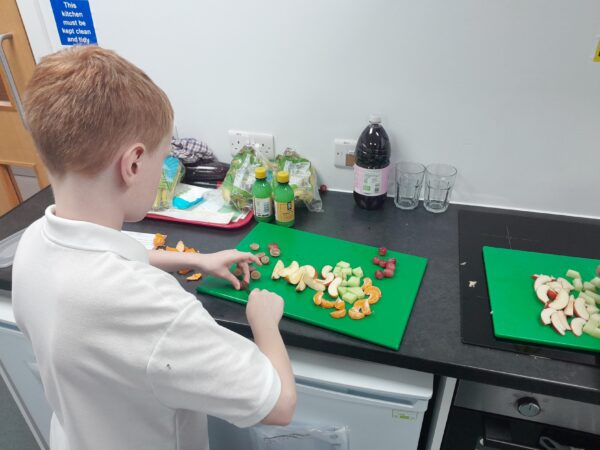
[274,171,295,227]
[252,167,273,223]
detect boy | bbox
[12,46,296,450]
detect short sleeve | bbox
[146,301,281,428]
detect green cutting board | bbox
[483,246,600,352]
[197,223,428,350]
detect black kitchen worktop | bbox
[1,188,599,403]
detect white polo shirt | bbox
[12,206,281,450]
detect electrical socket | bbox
[334,138,357,168]
[228,130,275,160]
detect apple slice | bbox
[303,273,325,292]
[279,261,299,278]
[586,305,600,314]
[540,308,554,325]
[328,277,343,298]
[316,272,335,286]
[550,312,566,336]
[296,278,307,292]
[321,265,333,278]
[557,277,574,291]
[287,268,305,285]
[574,297,590,320]
[564,296,575,316]
[570,317,587,337]
[271,260,285,280]
[547,281,563,292]
[536,285,551,304]
[549,290,569,310]
[534,275,552,291]
[300,265,317,279]
[557,310,571,330]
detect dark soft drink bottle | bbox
[353,114,391,210]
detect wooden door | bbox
[0,0,49,216]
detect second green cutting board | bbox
[197,223,428,350]
[483,246,600,352]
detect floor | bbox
[0,373,39,449]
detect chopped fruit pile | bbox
[373,255,396,279]
[152,233,202,281]
[532,270,600,339]
[271,259,383,321]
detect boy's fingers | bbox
[224,271,241,290]
[239,262,250,283]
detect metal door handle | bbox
[0,33,28,129]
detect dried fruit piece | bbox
[251,271,261,280]
[178,268,192,275]
[175,241,185,252]
[260,255,270,265]
[186,273,203,281]
[153,233,167,249]
[270,247,281,257]
[233,267,243,278]
[330,308,346,319]
[250,243,260,251]
[256,252,266,258]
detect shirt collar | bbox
[42,205,149,263]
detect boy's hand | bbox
[196,250,261,290]
[246,288,284,330]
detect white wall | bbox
[20,1,600,217]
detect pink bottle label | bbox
[354,165,390,196]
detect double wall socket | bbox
[228,130,275,160]
[334,138,357,168]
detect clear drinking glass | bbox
[423,163,457,213]
[394,162,425,210]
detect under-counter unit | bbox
[209,346,433,450]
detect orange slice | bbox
[330,309,347,319]
[361,277,373,289]
[348,308,365,320]
[313,291,323,306]
[153,233,167,249]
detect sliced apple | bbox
[573,278,583,291]
[547,281,563,292]
[540,308,554,325]
[570,317,587,337]
[534,275,552,291]
[549,290,569,310]
[321,265,333,278]
[296,279,307,292]
[536,285,551,304]
[300,265,317,279]
[279,261,299,278]
[271,260,285,280]
[574,297,590,320]
[328,277,343,298]
[557,310,570,330]
[564,296,575,316]
[557,277,574,291]
[316,272,335,286]
[287,268,305,285]
[303,273,326,292]
[586,305,600,314]
[550,312,566,336]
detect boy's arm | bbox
[246,289,297,425]
[148,249,261,290]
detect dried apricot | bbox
[186,273,203,281]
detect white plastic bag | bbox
[251,423,349,450]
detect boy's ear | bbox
[120,144,145,186]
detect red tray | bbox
[145,211,254,230]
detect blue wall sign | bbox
[50,0,98,46]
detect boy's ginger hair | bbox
[24,45,173,176]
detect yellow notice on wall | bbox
[594,39,600,62]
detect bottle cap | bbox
[255,166,267,179]
[369,114,382,124]
[276,171,289,183]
